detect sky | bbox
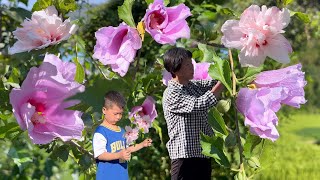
[1,0,108,10]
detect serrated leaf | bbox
[243,133,262,158]
[200,133,230,167]
[118,0,136,27]
[208,51,232,94]
[74,58,85,84]
[208,108,228,136]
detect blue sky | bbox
[2,0,108,10]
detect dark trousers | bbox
[171,158,212,180]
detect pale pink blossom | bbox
[143,0,191,45]
[236,64,306,141]
[129,96,157,122]
[236,87,285,141]
[9,6,77,54]
[221,5,292,67]
[9,54,84,144]
[124,126,139,145]
[93,23,142,77]
[134,115,152,133]
[254,63,307,108]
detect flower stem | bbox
[228,49,244,167]
[69,140,94,160]
[132,49,142,81]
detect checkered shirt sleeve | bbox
[163,79,218,159]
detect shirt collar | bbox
[168,79,191,89]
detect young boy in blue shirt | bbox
[93,91,152,180]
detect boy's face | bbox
[176,58,194,80]
[102,104,124,125]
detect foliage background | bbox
[0,0,319,179]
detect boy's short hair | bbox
[104,91,126,109]
[163,47,192,78]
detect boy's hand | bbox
[119,149,131,161]
[141,138,152,147]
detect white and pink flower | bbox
[9,6,77,54]
[221,5,292,67]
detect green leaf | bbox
[74,58,85,84]
[152,120,163,144]
[283,0,294,6]
[225,131,237,147]
[247,156,261,169]
[32,0,52,12]
[67,102,93,113]
[241,66,263,80]
[51,145,69,162]
[118,0,136,27]
[4,7,32,23]
[207,50,232,94]
[290,11,311,23]
[197,43,215,62]
[32,0,77,15]
[200,133,230,167]
[234,170,247,180]
[79,153,92,170]
[7,67,21,88]
[208,108,228,136]
[243,133,262,158]
[69,77,129,113]
[0,122,21,139]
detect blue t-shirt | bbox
[94,125,128,180]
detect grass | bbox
[255,113,320,180]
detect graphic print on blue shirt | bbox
[94,125,128,180]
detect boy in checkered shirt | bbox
[162,47,224,180]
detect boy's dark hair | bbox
[163,47,192,78]
[104,91,126,109]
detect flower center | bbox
[28,99,46,125]
[150,12,165,29]
[247,84,257,89]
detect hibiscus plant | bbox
[0,0,311,179]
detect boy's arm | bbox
[127,138,152,153]
[97,150,130,161]
[93,133,130,161]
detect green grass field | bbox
[255,113,320,180]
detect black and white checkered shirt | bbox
[163,79,218,159]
